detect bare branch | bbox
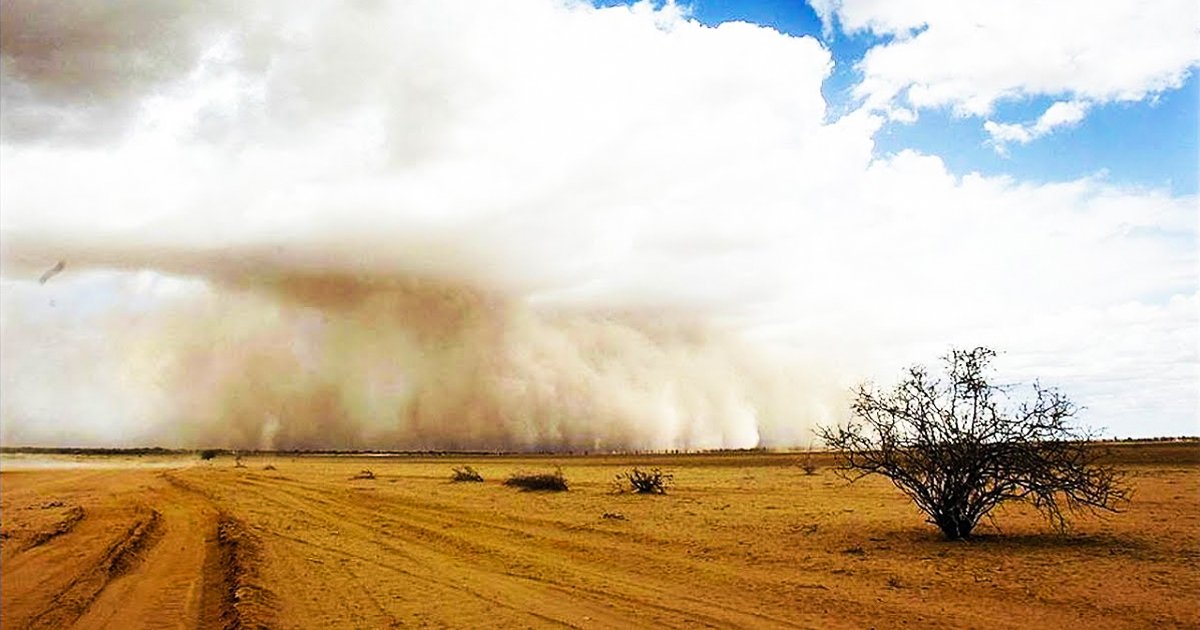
[819,347,1129,540]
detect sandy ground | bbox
[1,448,1197,629]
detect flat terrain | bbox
[2,447,1197,628]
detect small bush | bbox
[263,464,277,471]
[450,466,484,482]
[612,467,673,494]
[504,468,568,492]
[799,454,819,476]
[351,469,376,480]
[199,449,221,461]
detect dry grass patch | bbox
[612,467,673,494]
[450,466,484,482]
[504,468,568,491]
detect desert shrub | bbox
[818,346,1129,540]
[263,464,277,471]
[450,465,484,482]
[612,467,673,494]
[799,453,819,476]
[351,469,376,480]
[199,449,221,461]
[504,467,568,491]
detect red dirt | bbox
[1,448,1196,628]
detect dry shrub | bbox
[450,465,484,482]
[819,347,1129,540]
[613,467,672,494]
[504,467,568,491]
[351,469,376,480]
[799,454,819,476]
[263,464,277,471]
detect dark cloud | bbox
[0,0,233,142]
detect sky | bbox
[0,0,1196,447]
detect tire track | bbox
[203,514,276,630]
[161,472,277,629]
[237,476,804,626]
[24,508,162,630]
[24,505,85,550]
[186,472,803,628]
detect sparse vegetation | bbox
[3,447,1195,627]
[351,469,376,480]
[199,449,221,461]
[799,453,819,476]
[612,467,673,494]
[818,346,1130,540]
[504,468,568,492]
[263,464,277,471]
[450,466,484,482]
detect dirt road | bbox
[2,451,1197,628]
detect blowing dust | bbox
[161,272,832,451]
[0,254,838,450]
[0,0,855,450]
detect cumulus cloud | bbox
[813,0,1199,136]
[984,100,1089,151]
[0,0,1195,447]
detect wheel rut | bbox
[201,513,277,630]
[24,508,162,630]
[23,505,86,550]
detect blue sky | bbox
[628,0,1200,195]
[874,79,1200,195]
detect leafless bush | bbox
[612,467,673,494]
[818,347,1129,540]
[450,465,484,482]
[351,469,376,480]
[799,453,819,476]
[504,467,568,491]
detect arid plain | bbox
[2,444,1197,629]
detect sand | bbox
[1,447,1197,628]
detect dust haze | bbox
[0,0,848,450]
[0,241,836,450]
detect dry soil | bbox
[1,447,1197,628]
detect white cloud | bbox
[0,0,1195,445]
[984,100,1089,152]
[814,0,1199,137]
[1034,100,1089,132]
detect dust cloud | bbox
[0,0,848,450]
[163,272,835,451]
[0,242,839,450]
